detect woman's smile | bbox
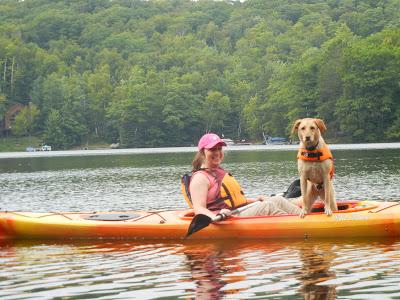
[205,146,224,168]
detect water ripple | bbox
[1,240,400,299]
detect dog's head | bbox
[291,118,327,150]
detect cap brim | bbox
[203,141,227,149]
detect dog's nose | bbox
[305,136,311,141]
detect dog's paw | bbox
[324,207,333,216]
[300,209,306,218]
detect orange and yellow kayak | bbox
[1,200,399,240]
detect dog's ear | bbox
[291,119,302,134]
[314,119,327,134]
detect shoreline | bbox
[1,142,400,159]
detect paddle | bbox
[185,200,262,239]
[184,179,301,239]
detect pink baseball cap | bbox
[198,133,227,150]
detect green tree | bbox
[162,79,203,146]
[13,103,40,137]
[316,25,356,138]
[336,29,400,141]
[202,91,231,133]
[242,95,264,140]
[43,110,87,150]
[85,64,113,139]
[0,93,5,124]
[0,0,399,147]
[42,110,65,149]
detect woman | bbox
[189,133,302,219]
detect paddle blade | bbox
[185,214,212,239]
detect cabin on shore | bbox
[1,103,25,136]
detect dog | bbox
[291,118,337,218]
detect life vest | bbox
[181,170,248,209]
[297,146,334,179]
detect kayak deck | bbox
[1,200,399,240]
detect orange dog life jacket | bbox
[297,146,334,179]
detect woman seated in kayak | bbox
[184,133,302,219]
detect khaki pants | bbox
[238,196,301,216]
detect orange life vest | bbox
[181,170,248,209]
[297,146,334,179]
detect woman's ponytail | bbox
[191,150,205,171]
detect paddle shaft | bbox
[184,200,263,238]
[211,200,262,222]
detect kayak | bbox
[1,200,399,240]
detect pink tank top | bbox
[191,167,229,211]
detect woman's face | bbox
[204,145,224,168]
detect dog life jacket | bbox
[297,146,334,179]
[181,169,248,209]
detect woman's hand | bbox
[219,208,232,218]
[244,196,265,204]
[255,195,266,202]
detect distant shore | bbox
[1,142,400,159]
[2,136,400,156]
[0,136,111,153]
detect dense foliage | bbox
[0,0,399,149]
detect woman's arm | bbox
[189,173,218,218]
[189,173,231,218]
[245,195,266,203]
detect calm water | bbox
[1,144,400,299]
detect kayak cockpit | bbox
[309,200,377,213]
[179,200,379,220]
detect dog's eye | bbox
[310,126,315,130]
[300,127,305,130]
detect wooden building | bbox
[2,103,25,136]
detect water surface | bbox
[1,144,400,299]
[1,239,399,299]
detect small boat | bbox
[1,200,399,240]
[221,138,235,145]
[264,137,291,145]
[233,139,252,146]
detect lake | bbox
[1,144,400,299]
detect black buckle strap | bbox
[301,151,323,159]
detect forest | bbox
[0,0,399,149]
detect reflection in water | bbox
[297,244,337,300]
[184,244,228,299]
[1,239,400,299]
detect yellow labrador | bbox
[292,118,337,217]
